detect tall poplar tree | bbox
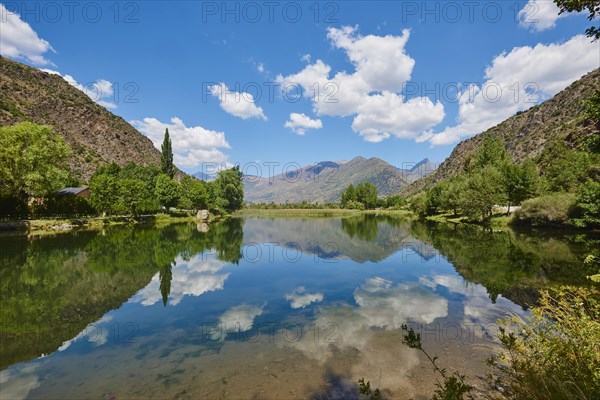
[160,128,175,178]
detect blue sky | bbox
[1,1,598,175]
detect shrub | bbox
[572,179,600,228]
[345,200,365,210]
[488,286,600,400]
[512,193,576,227]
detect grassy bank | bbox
[1,213,200,237]
[236,208,414,218]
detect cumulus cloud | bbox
[212,303,265,340]
[130,255,230,307]
[0,4,54,65]
[58,315,114,352]
[41,69,117,109]
[276,26,445,142]
[209,82,267,120]
[285,287,324,308]
[131,117,231,169]
[518,0,566,32]
[428,35,599,146]
[284,113,323,135]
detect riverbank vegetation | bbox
[0,123,244,221]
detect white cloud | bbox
[284,113,323,135]
[0,4,54,65]
[40,69,118,109]
[209,82,267,120]
[58,315,114,352]
[518,0,565,32]
[131,255,230,307]
[285,287,324,308]
[257,63,265,73]
[429,35,599,146]
[212,303,265,340]
[131,117,231,169]
[276,26,445,142]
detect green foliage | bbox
[155,173,181,209]
[0,122,71,199]
[474,135,509,170]
[213,166,244,212]
[89,173,119,214]
[160,128,175,178]
[341,182,378,209]
[489,286,600,399]
[582,89,600,122]
[178,176,209,210]
[513,193,576,227]
[573,179,600,227]
[538,141,591,192]
[460,166,506,222]
[117,178,160,216]
[383,195,407,209]
[555,0,600,40]
[501,158,541,212]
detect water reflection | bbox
[1,215,597,399]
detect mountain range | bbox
[243,156,436,204]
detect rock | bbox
[197,209,210,221]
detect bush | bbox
[513,193,576,227]
[345,200,365,210]
[573,179,600,228]
[488,286,600,400]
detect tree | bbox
[538,141,590,192]
[214,166,244,212]
[475,136,508,169]
[341,184,357,208]
[356,182,378,209]
[555,0,600,40]
[460,166,506,221]
[439,175,467,216]
[0,122,71,200]
[89,173,119,215]
[117,178,159,216]
[501,159,541,213]
[160,128,175,178]
[155,174,181,209]
[179,176,208,210]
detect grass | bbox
[235,208,414,218]
[14,213,198,237]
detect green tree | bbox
[89,173,119,215]
[440,175,467,216]
[475,135,509,169]
[117,178,159,216]
[538,141,590,192]
[501,159,540,213]
[341,184,357,208]
[356,182,378,209]
[0,122,71,200]
[555,0,600,40]
[214,166,244,212]
[160,128,175,178]
[179,176,208,210]
[460,166,506,221]
[574,179,600,227]
[155,174,181,209]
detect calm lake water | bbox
[1,216,598,399]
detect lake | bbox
[1,216,597,399]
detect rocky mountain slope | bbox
[402,68,600,196]
[244,156,435,203]
[0,56,171,181]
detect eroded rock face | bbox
[0,56,184,181]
